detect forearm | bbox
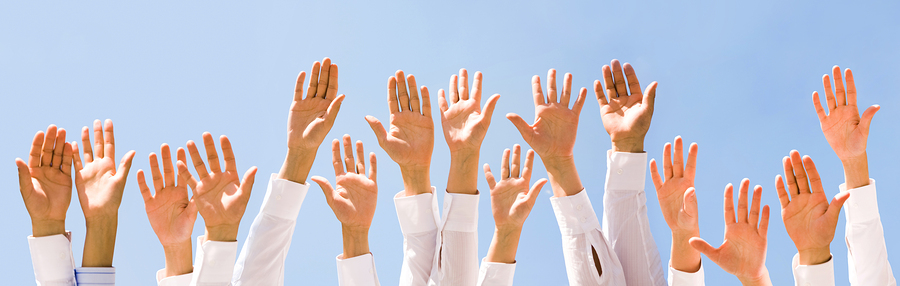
[162,240,194,277]
[841,153,869,189]
[543,156,584,197]
[342,226,370,258]
[798,247,832,265]
[205,225,239,242]
[401,167,432,196]
[485,227,521,264]
[447,151,479,194]
[32,219,66,237]
[670,231,701,272]
[82,216,117,267]
[278,148,316,184]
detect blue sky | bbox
[1,0,898,284]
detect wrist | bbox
[32,219,66,237]
[486,227,522,263]
[279,149,317,184]
[82,216,118,267]
[400,167,432,196]
[341,225,370,258]
[447,152,479,194]
[162,240,193,277]
[205,225,239,242]
[737,268,772,286]
[840,153,869,189]
[798,247,832,265]
[542,156,584,197]
[670,231,701,272]
[611,137,645,153]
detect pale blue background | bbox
[1,0,898,285]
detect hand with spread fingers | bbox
[812,66,879,189]
[506,69,587,197]
[16,125,74,237]
[137,144,197,277]
[281,58,346,184]
[595,59,658,153]
[650,136,701,272]
[178,132,257,242]
[483,145,547,263]
[311,135,378,259]
[776,151,850,266]
[440,69,500,194]
[366,70,433,196]
[73,119,136,267]
[690,179,772,286]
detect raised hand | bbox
[483,145,547,263]
[137,144,197,277]
[280,58,345,184]
[366,70,433,195]
[595,59,658,153]
[507,69,586,196]
[178,133,257,242]
[73,119,136,267]
[440,69,500,194]
[776,151,849,266]
[812,66,878,189]
[690,179,772,286]
[16,125,73,237]
[649,136,700,272]
[311,135,377,258]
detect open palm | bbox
[813,66,879,160]
[650,137,699,233]
[74,120,135,220]
[484,145,546,229]
[366,70,434,169]
[507,70,586,161]
[138,144,197,246]
[439,69,500,153]
[595,60,658,149]
[287,58,345,152]
[312,135,378,230]
[17,125,73,231]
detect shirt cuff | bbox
[477,259,516,286]
[27,232,76,284]
[260,173,310,220]
[791,253,835,286]
[336,253,380,286]
[550,189,601,236]
[667,261,704,286]
[156,269,192,286]
[394,189,439,234]
[74,267,115,285]
[840,178,878,223]
[191,235,238,284]
[606,150,647,192]
[441,192,479,232]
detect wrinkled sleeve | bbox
[435,192,480,286]
[28,232,76,286]
[191,235,238,286]
[394,189,440,286]
[551,190,626,286]
[476,260,515,286]
[791,253,834,286]
[336,253,380,286]
[841,179,896,286]
[667,261,704,286]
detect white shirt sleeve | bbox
[27,232,76,286]
[232,174,309,286]
[394,190,440,286]
[841,179,896,286]
[435,192,480,286]
[191,235,238,286]
[336,253,380,286]
[602,151,666,286]
[550,189,627,286]
[476,260,515,286]
[157,269,192,286]
[74,267,115,285]
[667,261,704,286]
[791,253,835,286]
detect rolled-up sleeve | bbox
[191,235,238,286]
[394,189,439,286]
[476,260,515,286]
[841,179,896,286]
[28,232,76,286]
[667,262,704,286]
[336,253,380,286]
[791,253,834,286]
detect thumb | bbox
[826,191,851,222]
[527,178,548,206]
[683,187,699,218]
[506,113,533,142]
[364,116,388,146]
[117,150,136,178]
[643,81,658,108]
[480,94,501,125]
[860,104,879,133]
[689,237,718,260]
[15,158,34,198]
[311,176,335,207]
[238,167,258,201]
[325,94,346,124]
[177,161,198,195]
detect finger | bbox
[60,142,73,176]
[450,74,460,103]
[845,68,857,106]
[150,152,164,192]
[823,75,837,111]
[643,82,658,115]
[324,94,345,125]
[673,136,684,177]
[72,142,83,172]
[724,183,736,224]
[368,152,377,182]
[472,71,483,102]
[161,144,174,187]
[186,140,209,179]
[103,119,115,159]
[832,66,846,106]
[510,144,521,178]
[41,125,57,166]
[663,142,673,179]
[750,185,762,227]
[506,113,533,143]
[688,237,718,261]
[407,74,420,113]
[775,175,790,209]
[137,170,153,202]
[481,94,500,125]
[685,142,699,180]
[176,148,187,187]
[782,156,799,199]
[789,150,810,194]
[737,179,750,223]
[51,128,67,167]
[388,76,400,113]
[527,178,548,206]
[812,92,827,121]
[649,159,663,191]
[860,105,880,134]
[602,65,617,100]
[572,87,587,116]
[355,140,365,175]
[220,136,237,174]
[594,80,608,106]
[364,116,388,147]
[311,176,335,207]
[522,149,535,181]
[202,133,221,173]
[438,89,450,113]
[316,58,332,99]
[532,75,545,106]
[684,187,698,217]
[420,86,432,117]
[802,155,824,194]
[611,60,628,97]
[758,205,770,238]
[28,131,44,167]
[80,127,92,163]
[330,139,344,176]
[294,71,307,101]
[547,69,557,103]
[176,161,198,191]
[459,69,469,101]
[92,120,104,159]
[484,164,497,190]
[396,70,410,111]
[238,166,258,201]
[501,148,510,179]
[560,73,572,107]
[307,61,321,98]
[826,192,851,222]
[623,63,643,99]
[325,63,339,100]
[15,159,34,198]
[117,150,136,178]
[342,135,355,173]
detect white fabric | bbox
[394,190,440,286]
[435,192,481,286]
[156,269,192,286]
[190,236,238,286]
[791,253,835,286]
[476,260,516,286]
[28,232,76,286]
[336,253,380,286]
[551,189,626,286]
[667,262,704,286]
[840,179,896,286]
[74,267,115,285]
[602,151,666,286]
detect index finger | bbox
[623,63,643,99]
[532,75,545,106]
[220,135,237,174]
[316,58,332,99]
[103,119,115,159]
